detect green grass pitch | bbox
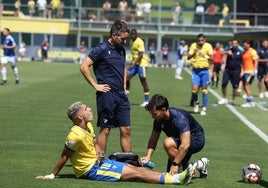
[0,61,267,188]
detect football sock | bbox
[192,91,198,103]
[13,67,19,80]
[176,67,182,77]
[246,96,253,103]
[160,173,172,184]
[160,172,186,184]
[202,89,209,108]
[194,159,204,171]
[144,92,150,102]
[1,67,7,81]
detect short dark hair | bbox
[242,39,251,45]
[197,33,205,38]
[4,28,10,32]
[145,94,169,111]
[110,20,130,37]
[130,28,137,34]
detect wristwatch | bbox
[172,161,180,166]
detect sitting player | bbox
[36,101,195,184]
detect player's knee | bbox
[163,137,176,148]
[100,127,111,137]
[120,126,131,135]
[202,89,208,94]
[222,83,227,88]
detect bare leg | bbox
[97,127,111,152]
[222,86,227,98]
[119,126,132,152]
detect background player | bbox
[187,33,213,115]
[0,28,19,85]
[257,39,268,98]
[126,29,150,107]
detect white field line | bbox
[184,68,268,144]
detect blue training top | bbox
[153,108,204,138]
[88,40,126,95]
[225,47,243,71]
[2,35,16,57]
[257,47,268,68]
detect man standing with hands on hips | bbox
[80,20,132,153]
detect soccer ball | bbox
[242,164,262,183]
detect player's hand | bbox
[169,165,179,175]
[36,173,55,179]
[140,156,150,166]
[95,84,111,93]
[97,150,105,162]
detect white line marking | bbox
[184,68,268,144]
[256,102,268,111]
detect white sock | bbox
[13,67,19,80]
[194,160,204,171]
[175,67,182,77]
[171,173,181,183]
[1,67,7,80]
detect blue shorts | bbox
[192,68,210,87]
[128,65,147,78]
[85,158,127,182]
[96,91,130,128]
[242,73,255,85]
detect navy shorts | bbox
[222,69,241,89]
[213,63,221,73]
[96,91,130,128]
[257,65,267,80]
[172,131,205,168]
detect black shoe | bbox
[15,80,19,84]
[0,80,7,85]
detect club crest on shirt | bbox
[103,118,108,124]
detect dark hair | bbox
[4,28,10,32]
[242,39,252,46]
[232,38,238,42]
[130,28,137,34]
[197,33,205,38]
[145,94,169,111]
[110,20,130,37]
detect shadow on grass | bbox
[237,180,268,187]
[258,179,268,187]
